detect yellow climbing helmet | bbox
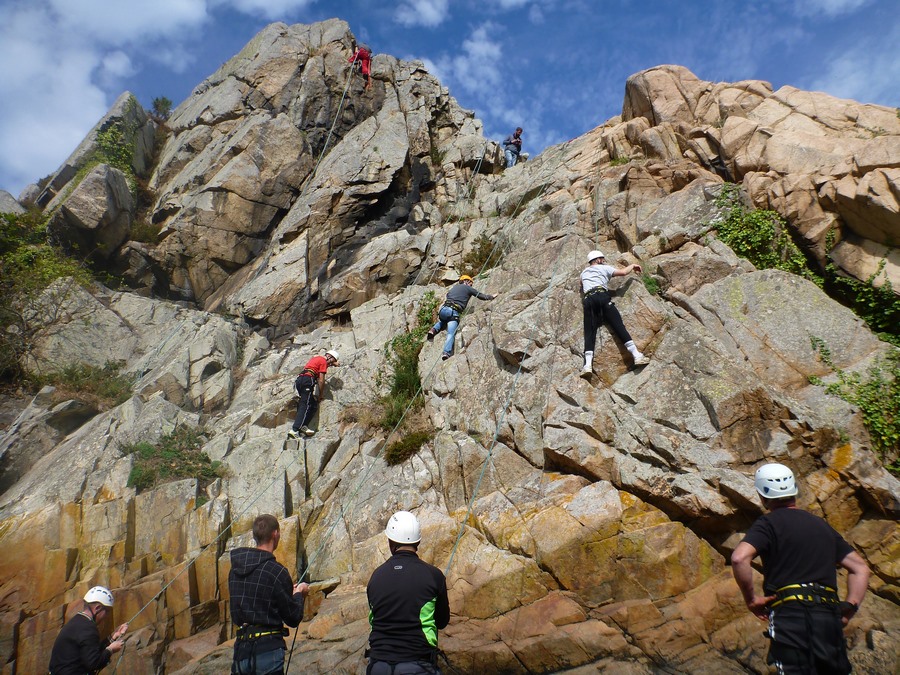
[459,275,473,282]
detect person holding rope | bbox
[731,463,870,675]
[366,511,450,675]
[229,514,309,675]
[426,275,494,360]
[48,586,128,674]
[349,43,373,89]
[580,250,649,376]
[503,127,523,168]
[288,349,339,438]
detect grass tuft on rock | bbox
[29,361,133,410]
[122,425,224,493]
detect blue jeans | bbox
[232,646,285,674]
[432,305,460,355]
[504,148,518,167]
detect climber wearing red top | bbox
[349,45,372,89]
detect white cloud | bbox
[437,23,504,93]
[0,0,221,195]
[101,51,136,79]
[791,0,871,17]
[394,0,450,28]
[46,0,209,44]
[492,0,531,7]
[211,0,316,21]
[804,25,900,105]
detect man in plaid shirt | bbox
[228,515,309,675]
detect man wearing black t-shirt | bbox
[731,463,870,674]
[366,511,450,675]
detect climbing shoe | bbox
[580,364,592,378]
[426,329,436,341]
[441,352,451,361]
[300,426,316,437]
[633,355,650,366]
[287,428,301,439]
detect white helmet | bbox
[385,510,421,544]
[754,463,798,498]
[325,349,340,364]
[84,586,114,607]
[587,250,605,263]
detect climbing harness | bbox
[770,583,839,608]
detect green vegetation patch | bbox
[642,273,660,295]
[824,253,899,346]
[0,210,93,380]
[461,233,506,278]
[712,184,899,345]
[809,337,899,474]
[122,425,224,493]
[384,430,434,465]
[352,292,441,464]
[30,361,133,410]
[713,184,817,282]
[379,291,439,429]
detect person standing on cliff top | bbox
[731,463,869,675]
[580,249,649,376]
[503,127,523,168]
[49,586,128,675]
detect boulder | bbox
[47,164,134,261]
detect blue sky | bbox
[1,0,898,198]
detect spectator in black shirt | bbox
[731,463,870,675]
[49,585,128,675]
[229,514,309,675]
[366,511,450,675]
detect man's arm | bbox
[839,551,870,626]
[435,576,450,629]
[611,263,642,277]
[731,541,775,621]
[273,568,307,628]
[317,372,326,401]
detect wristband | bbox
[839,601,858,614]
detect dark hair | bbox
[515,127,522,133]
[252,514,280,544]
[762,495,796,509]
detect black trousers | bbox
[768,603,851,675]
[292,375,317,430]
[582,291,632,353]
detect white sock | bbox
[583,351,593,368]
[624,340,642,358]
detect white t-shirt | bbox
[580,264,615,293]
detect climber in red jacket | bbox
[349,44,372,89]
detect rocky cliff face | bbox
[1,19,899,675]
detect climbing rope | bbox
[294,140,576,586]
[244,57,358,288]
[110,433,313,673]
[113,91,576,674]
